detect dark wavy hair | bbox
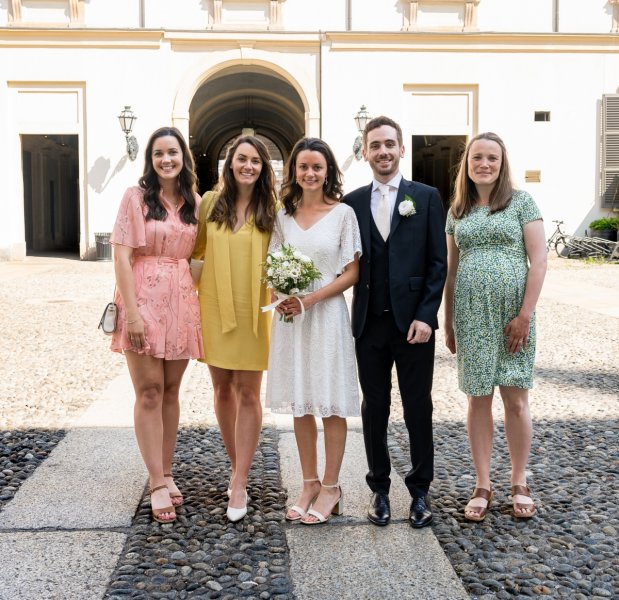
[208,136,277,233]
[280,137,344,216]
[138,127,198,225]
[450,132,514,219]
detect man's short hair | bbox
[363,116,403,147]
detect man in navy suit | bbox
[343,116,447,528]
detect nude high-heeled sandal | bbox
[301,483,343,525]
[285,478,321,522]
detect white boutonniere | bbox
[398,194,416,217]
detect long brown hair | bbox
[280,137,344,216]
[450,132,514,219]
[208,136,277,233]
[138,127,198,225]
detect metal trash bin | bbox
[95,232,112,261]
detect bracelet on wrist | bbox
[126,318,139,324]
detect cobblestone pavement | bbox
[389,257,619,599]
[0,255,617,599]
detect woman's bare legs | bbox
[161,359,189,504]
[286,415,321,519]
[500,385,535,516]
[126,352,181,521]
[209,366,239,480]
[465,393,494,517]
[209,366,263,509]
[302,416,347,523]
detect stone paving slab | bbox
[0,427,144,529]
[0,531,126,600]
[278,427,468,599]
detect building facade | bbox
[1,0,618,260]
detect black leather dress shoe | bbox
[368,492,390,526]
[409,495,433,529]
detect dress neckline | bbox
[291,203,342,232]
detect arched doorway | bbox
[189,65,305,193]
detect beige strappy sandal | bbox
[285,478,321,522]
[163,473,183,507]
[150,484,176,523]
[300,483,343,525]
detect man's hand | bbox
[407,320,432,344]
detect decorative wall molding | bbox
[403,0,480,32]
[8,0,85,26]
[210,0,286,29]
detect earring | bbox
[323,177,328,187]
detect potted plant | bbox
[588,217,619,241]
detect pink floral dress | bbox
[110,186,204,360]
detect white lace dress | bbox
[266,203,362,417]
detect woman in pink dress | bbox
[110,127,203,523]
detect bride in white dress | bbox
[266,137,361,525]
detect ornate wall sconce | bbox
[117,106,139,161]
[353,105,370,160]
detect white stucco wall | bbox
[85,0,141,29]
[282,0,346,30]
[145,0,209,29]
[559,0,614,33]
[478,0,554,33]
[1,2,618,259]
[350,0,405,31]
[321,40,619,236]
[1,1,616,33]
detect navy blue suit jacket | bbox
[343,177,447,339]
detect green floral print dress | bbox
[445,190,542,396]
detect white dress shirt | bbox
[370,173,403,226]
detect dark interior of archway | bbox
[189,67,305,194]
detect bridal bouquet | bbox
[261,244,321,322]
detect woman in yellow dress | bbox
[193,136,277,522]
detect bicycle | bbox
[546,220,619,260]
[546,220,571,257]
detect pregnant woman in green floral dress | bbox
[444,133,547,521]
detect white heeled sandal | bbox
[226,489,249,523]
[301,482,343,525]
[285,478,321,522]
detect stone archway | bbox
[188,65,306,192]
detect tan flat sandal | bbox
[464,487,493,522]
[164,473,183,506]
[150,484,176,524]
[511,484,537,519]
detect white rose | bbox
[398,200,416,217]
[273,251,284,259]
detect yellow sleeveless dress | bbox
[192,192,272,371]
